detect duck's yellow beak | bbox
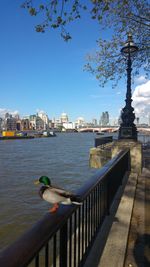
[34,180,40,185]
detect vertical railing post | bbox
[106,179,110,215]
[127,149,131,171]
[60,222,68,267]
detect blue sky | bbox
[0,1,148,123]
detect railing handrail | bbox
[0,149,130,267]
[77,149,129,198]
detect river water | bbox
[0,132,149,252]
[0,133,98,251]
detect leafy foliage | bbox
[21,0,150,86]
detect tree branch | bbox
[130,12,150,22]
[124,15,150,28]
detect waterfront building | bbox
[48,119,54,129]
[21,118,30,131]
[14,114,20,120]
[62,122,76,130]
[49,118,58,129]
[4,113,17,130]
[29,115,37,130]
[53,119,62,129]
[76,117,85,128]
[37,111,49,130]
[36,116,44,130]
[16,120,21,131]
[0,117,3,131]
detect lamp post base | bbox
[118,126,137,140]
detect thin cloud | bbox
[0,108,19,118]
[36,109,47,114]
[134,75,148,85]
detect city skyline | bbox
[0,109,111,124]
[1,109,149,127]
[0,2,149,124]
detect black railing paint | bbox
[0,149,130,267]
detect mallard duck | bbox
[34,176,82,213]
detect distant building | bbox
[21,119,30,131]
[118,111,123,126]
[53,119,62,129]
[60,112,69,123]
[16,120,21,131]
[14,114,20,120]
[36,116,44,130]
[29,115,37,130]
[76,117,85,128]
[92,119,97,126]
[100,112,109,126]
[139,123,148,127]
[5,113,10,119]
[0,117,3,130]
[136,117,140,125]
[62,122,76,130]
[37,111,49,130]
[48,120,54,129]
[4,113,17,130]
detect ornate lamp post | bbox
[118,33,138,140]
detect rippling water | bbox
[0,132,149,251]
[0,133,97,251]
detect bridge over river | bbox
[78,126,150,133]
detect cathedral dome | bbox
[60,112,68,123]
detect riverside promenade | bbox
[124,145,150,267]
[85,144,150,267]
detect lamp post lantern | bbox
[118,33,138,140]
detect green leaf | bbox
[57,16,62,24]
[29,8,37,16]
[98,15,102,21]
[83,6,87,10]
[103,4,109,12]
[39,5,44,10]
[35,25,45,33]
[51,24,59,28]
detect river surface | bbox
[0,133,98,251]
[0,132,149,252]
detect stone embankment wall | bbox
[89,140,142,174]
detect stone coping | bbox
[98,173,138,267]
[83,172,138,267]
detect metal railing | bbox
[0,150,130,267]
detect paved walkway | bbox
[124,147,150,267]
[84,145,150,267]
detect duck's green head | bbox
[34,176,51,186]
